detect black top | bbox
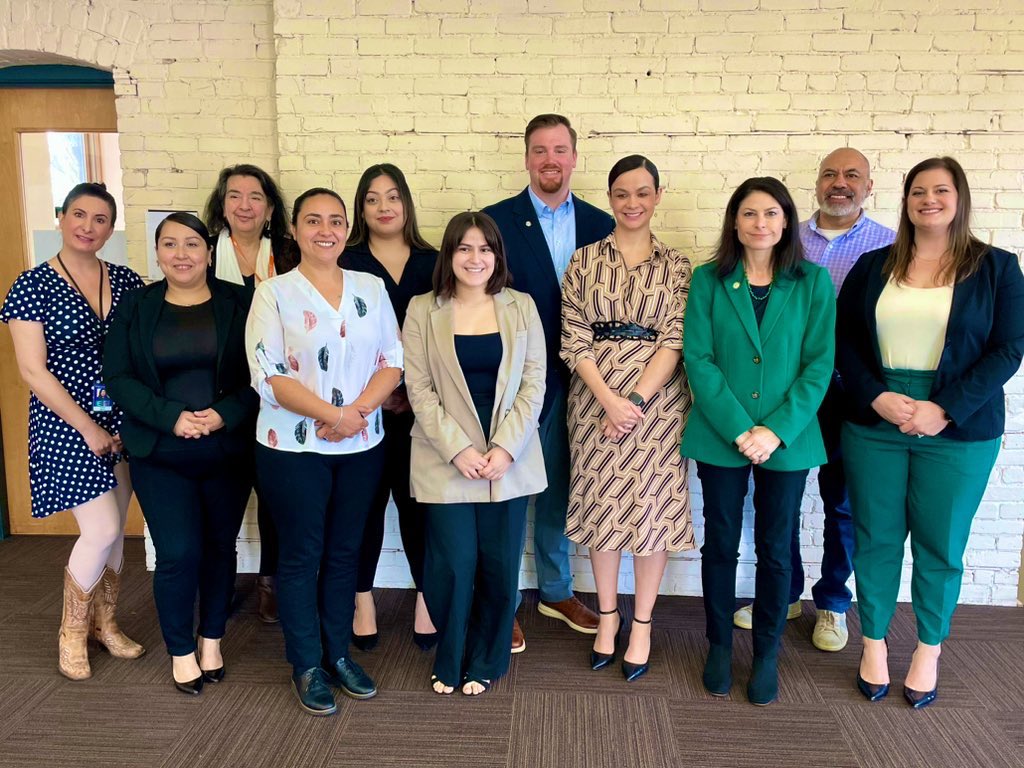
[153,300,218,411]
[340,242,438,327]
[749,284,771,326]
[455,332,502,436]
[836,245,1024,441]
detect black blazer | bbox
[483,188,614,417]
[836,245,1024,441]
[103,277,258,458]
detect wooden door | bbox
[0,87,143,535]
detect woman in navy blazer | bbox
[104,213,258,696]
[837,156,1024,709]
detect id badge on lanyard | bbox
[92,381,113,413]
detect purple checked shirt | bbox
[800,211,895,296]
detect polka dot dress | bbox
[0,261,143,518]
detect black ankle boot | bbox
[748,655,778,706]
[703,644,732,696]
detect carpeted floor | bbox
[0,535,1021,768]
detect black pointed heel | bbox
[856,638,890,702]
[413,632,438,651]
[621,616,652,682]
[352,632,378,652]
[590,608,622,671]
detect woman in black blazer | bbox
[104,213,258,696]
[837,157,1024,709]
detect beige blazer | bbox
[405,287,548,504]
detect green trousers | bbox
[842,369,1000,645]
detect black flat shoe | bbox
[590,608,622,671]
[326,657,377,700]
[352,632,378,652]
[202,666,226,683]
[413,632,438,651]
[292,668,337,716]
[904,685,937,709]
[174,674,204,696]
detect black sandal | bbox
[461,677,492,696]
[430,674,455,695]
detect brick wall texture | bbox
[2,0,1022,604]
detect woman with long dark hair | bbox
[246,187,402,715]
[2,183,145,680]
[838,157,1024,709]
[203,163,294,622]
[104,213,257,694]
[342,163,439,651]
[404,211,546,696]
[682,177,835,705]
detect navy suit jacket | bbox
[483,188,614,418]
[836,245,1024,441]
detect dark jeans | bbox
[697,461,809,659]
[256,442,384,673]
[788,374,854,610]
[425,497,527,686]
[130,435,252,656]
[355,409,427,592]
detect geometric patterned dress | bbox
[561,233,694,554]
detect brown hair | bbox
[433,212,512,299]
[524,114,577,153]
[885,156,987,285]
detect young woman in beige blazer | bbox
[404,211,546,696]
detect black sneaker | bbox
[325,657,378,700]
[291,667,337,715]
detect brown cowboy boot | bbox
[59,568,96,680]
[91,565,145,659]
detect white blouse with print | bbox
[246,268,403,454]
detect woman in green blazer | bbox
[681,177,835,705]
[104,213,257,696]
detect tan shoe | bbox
[91,565,145,659]
[811,609,848,652]
[59,568,96,680]
[538,595,599,634]
[511,618,526,654]
[733,600,802,630]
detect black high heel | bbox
[413,632,438,651]
[903,653,939,709]
[352,632,378,652]
[856,638,890,702]
[621,616,652,682]
[590,608,622,671]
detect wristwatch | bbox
[626,391,646,409]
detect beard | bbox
[536,170,564,194]
[819,195,858,219]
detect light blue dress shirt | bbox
[528,187,576,284]
[799,211,895,296]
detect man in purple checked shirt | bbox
[733,147,895,652]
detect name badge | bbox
[92,382,113,413]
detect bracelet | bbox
[332,408,344,430]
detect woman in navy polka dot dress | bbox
[1,183,146,680]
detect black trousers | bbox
[256,487,278,577]
[130,435,253,656]
[256,442,384,673]
[424,497,527,686]
[696,461,809,659]
[355,409,427,592]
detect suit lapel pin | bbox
[525,221,532,227]
[732,281,740,289]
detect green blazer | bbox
[103,277,258,459]
[680,261,835,471]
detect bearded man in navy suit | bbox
[483,114,614,652]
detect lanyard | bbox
[56,253,106,335]
[231,236,275,283]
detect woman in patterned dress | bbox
[246,188,403,715]
[1,183,145,680]
[561,156,693,682]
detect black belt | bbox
[591,320,658,342]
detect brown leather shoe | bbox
[510,618,526,654]
[91,565,145,659]
[59,568,96,680]
[257,576,279,624]
[538,595,599,634]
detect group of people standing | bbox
[2,112,1021,716]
